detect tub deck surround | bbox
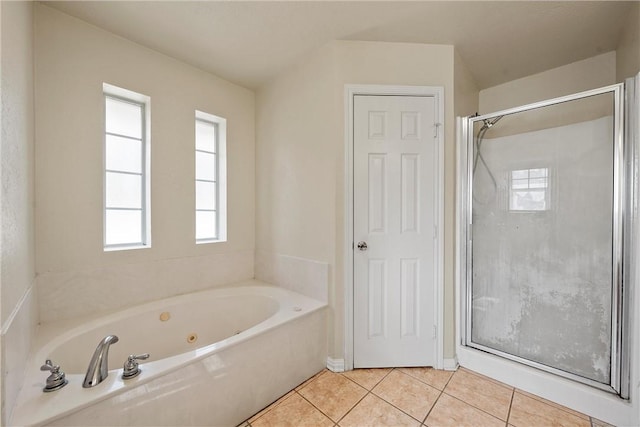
[254,251,329,303]
[36,249,255,323]
[11,281,328,426]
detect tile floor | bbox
[242,367,614,427]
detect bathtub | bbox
[10,280,328,426]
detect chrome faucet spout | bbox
[83,335,119,388]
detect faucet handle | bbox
[40,359,68,392]
[40,359,59,372]
[129,353,150,361]
[122,353,150,380]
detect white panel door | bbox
[353,95,437,367]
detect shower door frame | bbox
[459,83,627,395]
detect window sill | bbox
[104,244,151,252]
[196,238,227,245]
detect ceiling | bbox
[44,1,633,90]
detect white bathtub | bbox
[10,280,328,426]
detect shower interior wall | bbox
[471,114,615,385]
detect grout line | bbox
[296,370,371,425]
[361,368,445,425]
[295,389,333,421]
[295,382,343,424]
[370,388,432,423]
[513,389,590,421]
[247,370,327,425]
[334,388,371,425]
[443,391,508,424]
[441,368,456,390]
[421,389,443,425]
[446,369,515,423]
[339,367,396,424]
[420,369,457,425]
[340,366,393,390]
[250,367,593,427]
[506,389,515,427]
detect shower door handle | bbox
[357,241,368,251]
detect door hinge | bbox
[434,123,441,138]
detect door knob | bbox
[357,241,368,251]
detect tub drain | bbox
[186,333,198,344]
[159,312,171,322]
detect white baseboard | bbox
[328,356,455,372]
[443,357,459,371]
[326,357,345,372]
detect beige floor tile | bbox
[341,368,391,390]
[398,367,454,391]
[295,369,328,391]
[425,393,505,427]
[516,389,590,421]
[248,390,295,424]
[338,393,420,427]
[509,392,591,427]
[372,370,441,422]
[298,370,367,422]
[444,368,513,421]
[459,367,513,388]
[251,392,333,427]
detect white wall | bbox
[34,4,256,322]
[0,1,38,423]
[256,40,457,362]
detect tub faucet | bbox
[83,335,119,388]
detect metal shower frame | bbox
[459,83,627,396]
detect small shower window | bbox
[509,167,549,211]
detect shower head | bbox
[481,115,504,131]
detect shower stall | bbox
[458,80,638,408]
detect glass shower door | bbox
[465,85,625,393]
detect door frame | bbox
[343,84,445,371]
